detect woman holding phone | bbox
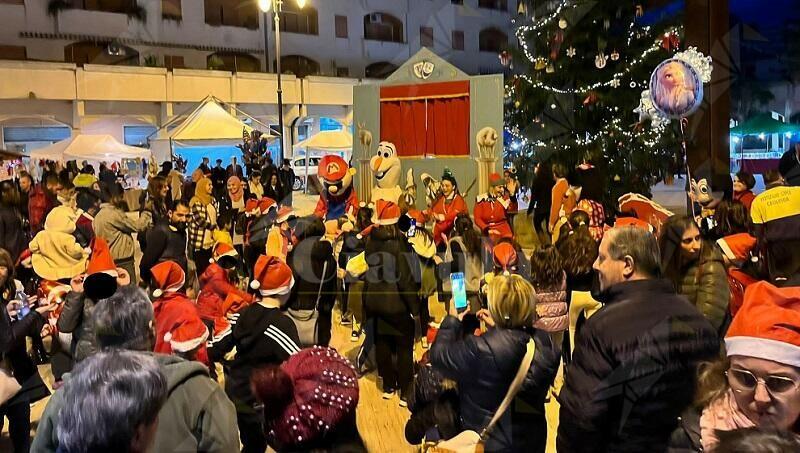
[0,248,56,452]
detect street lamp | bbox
[259,0,306,165]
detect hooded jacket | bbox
[363,226,420,322]
[93,203,152,262]
[430,317,560,452]
[31,352,239,453]
[557,279,719,453]
[286,237,337,313]
[197,262,253,322]
[29,206,89,281]
[673,247,730,332]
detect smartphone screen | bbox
[407,219,416,237]
[16,293,30,321]
[451,272,468,311]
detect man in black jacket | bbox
[557,226,719,453]
[140,201,189,283]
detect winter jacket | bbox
[474,194,513,243]
[56,290,97,363]
[532,275,568,333]
[408,234,438,297]
[140,220,188,283]
[363,226,420,327]
[153,292,209,365]
[429,193,468,246]
[674,247,730,332]
[442,236,482,298]
[28,184,56,236]
[0,295,49,408]
[93,203,152,262]
[430,317,560,453]
[667,406,703,452]
[197,262,253,322]
[0,204,26,263]
[29,207,89,281]
[32,352,239,453]
[287,238,337,314]
[732,190,755,212]
[557,279,719,453]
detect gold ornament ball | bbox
[514,100,521,108]
[558,18,568,29]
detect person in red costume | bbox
[427,168,468,248]
[197,242,253,340]
[150,260,209,366]
[474,173,513,244]
[314,155,358,221]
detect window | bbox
[164,55,185,70]
[479,28,507,52]
[278,3,318,35]
[420,26,434,48]
[478,0,507,10]
[276,55,320,77]
[207,52,260,72]
[204,0,258,29]
[365,61,398,79]
[335,15,348,38]
[452,30,464,50]
[65,41,139,66]
[363,13,403,43]
[3,126,70,143]
[162,0,181,20]
[79,0,140,14]
[336,66,349,77]
[123,125,157,147]
[0,45,26,60]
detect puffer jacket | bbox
[430,317,560,453]
[675,247,730,332]
[557,279,719,453]
[533,275,568,333]
[197,262,253,322]
[56,290,97,363]
[363,226,420,321]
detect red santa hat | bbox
[250,255,294,296]
[245,198,260,215]
[150,261,186,299]
[725,281,800,368]
[318,155,348,182]
[489,173,504,187]
[84,237,119,301]
[275,206,295,224]
[614,217,654,232]
[372,200,400,226]
[716,233,757,262]
[259,197,277,215]
[164,317,209,353]
[211,242,238,263]
[16,249,32,269]
[492,242,518,275]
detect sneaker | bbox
[382,389,395,400]
[399,397,408,408]
[350,330,360,342]
[340,313,352,326]
[420,337,429,349]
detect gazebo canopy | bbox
[293,130,353,152]
[29,134,150,161]
[154,96,276,143]
[731,114,800,135]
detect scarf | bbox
[227,176,243,202]
[191,177,213,206]
[699,389,755,451]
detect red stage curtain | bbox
[379,81,470,157]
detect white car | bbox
[291,156,320,191]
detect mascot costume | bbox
[314,155,358,221]
[370,141,414,208]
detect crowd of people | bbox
[0,147,800,453]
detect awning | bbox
[731,114,800,135]
[29,134,150,161]
[292,130,353,152]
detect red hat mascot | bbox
[314,155,358,221]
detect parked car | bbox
[291,156,320,191]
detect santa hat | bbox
[489,173,504,187]
[614,217,654,232]
[318,155,348,181]
[211,242,238,264]
[150,261,186,298]
[372,200,400,226]
[406,209,426,226]
[260,197,277,215]
[492,242,518,275]
[250,255,294,296]
[275,206,295,224]
[164,318,209,353]
[16,249,32,269]
[245,198,260,215]
[84,237,119,301]
[251,347,359,450]
[725,281,800,368]
[716,233,757,262]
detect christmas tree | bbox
[506,0,683,200]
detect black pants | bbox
[193,248,213,277]
[375,320,414,397]
[201,318,218,381]
[237,409,266,453]
[0,401,31,452]
[317,311,332,347]
[417,296,431,340]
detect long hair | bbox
[355,206,373,232]
[558,231,598,279]
[147,175,167,201]
[659,215,701,284]
[453,213,481,256]
[0,248,15,300]
[0,181,20,209]
[529,245,564,291]
[694,357,730,408]
[714,200,750,237]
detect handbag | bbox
[428,339,536,453]
[0,357,22,406]
[288,261,328,347]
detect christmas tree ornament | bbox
[535,58,547,70]
[517,0,526,15]
[566,47,576,58]
[630,81,638,88]
[545,64,555,73]
[550,30,564,60]
[595,52,608,69]
[610,49,620,61]
[661,32,680,51]
[499,50,512,67]
[634,91,670,129]
[603,18,611,30]
[610,78,621,88]
[558,18,568,29]
[582,92,598,106]
[514,100,521,108]
[635,5,644,17]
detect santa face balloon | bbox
[370,142,402,189]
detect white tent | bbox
[292,129,353,152]
[29,134,150,161]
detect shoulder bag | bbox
[288,260,328,347]
[428,338,536,453]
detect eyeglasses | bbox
[726,368,800,396]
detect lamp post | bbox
[259,0,306,165]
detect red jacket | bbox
[197,262,253,322]
[733,190,756,212]
[429,193,468,246]
[28,185,55,236]
[153,292,209,366]
[314,187,359,221]
[473,194,513,243]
